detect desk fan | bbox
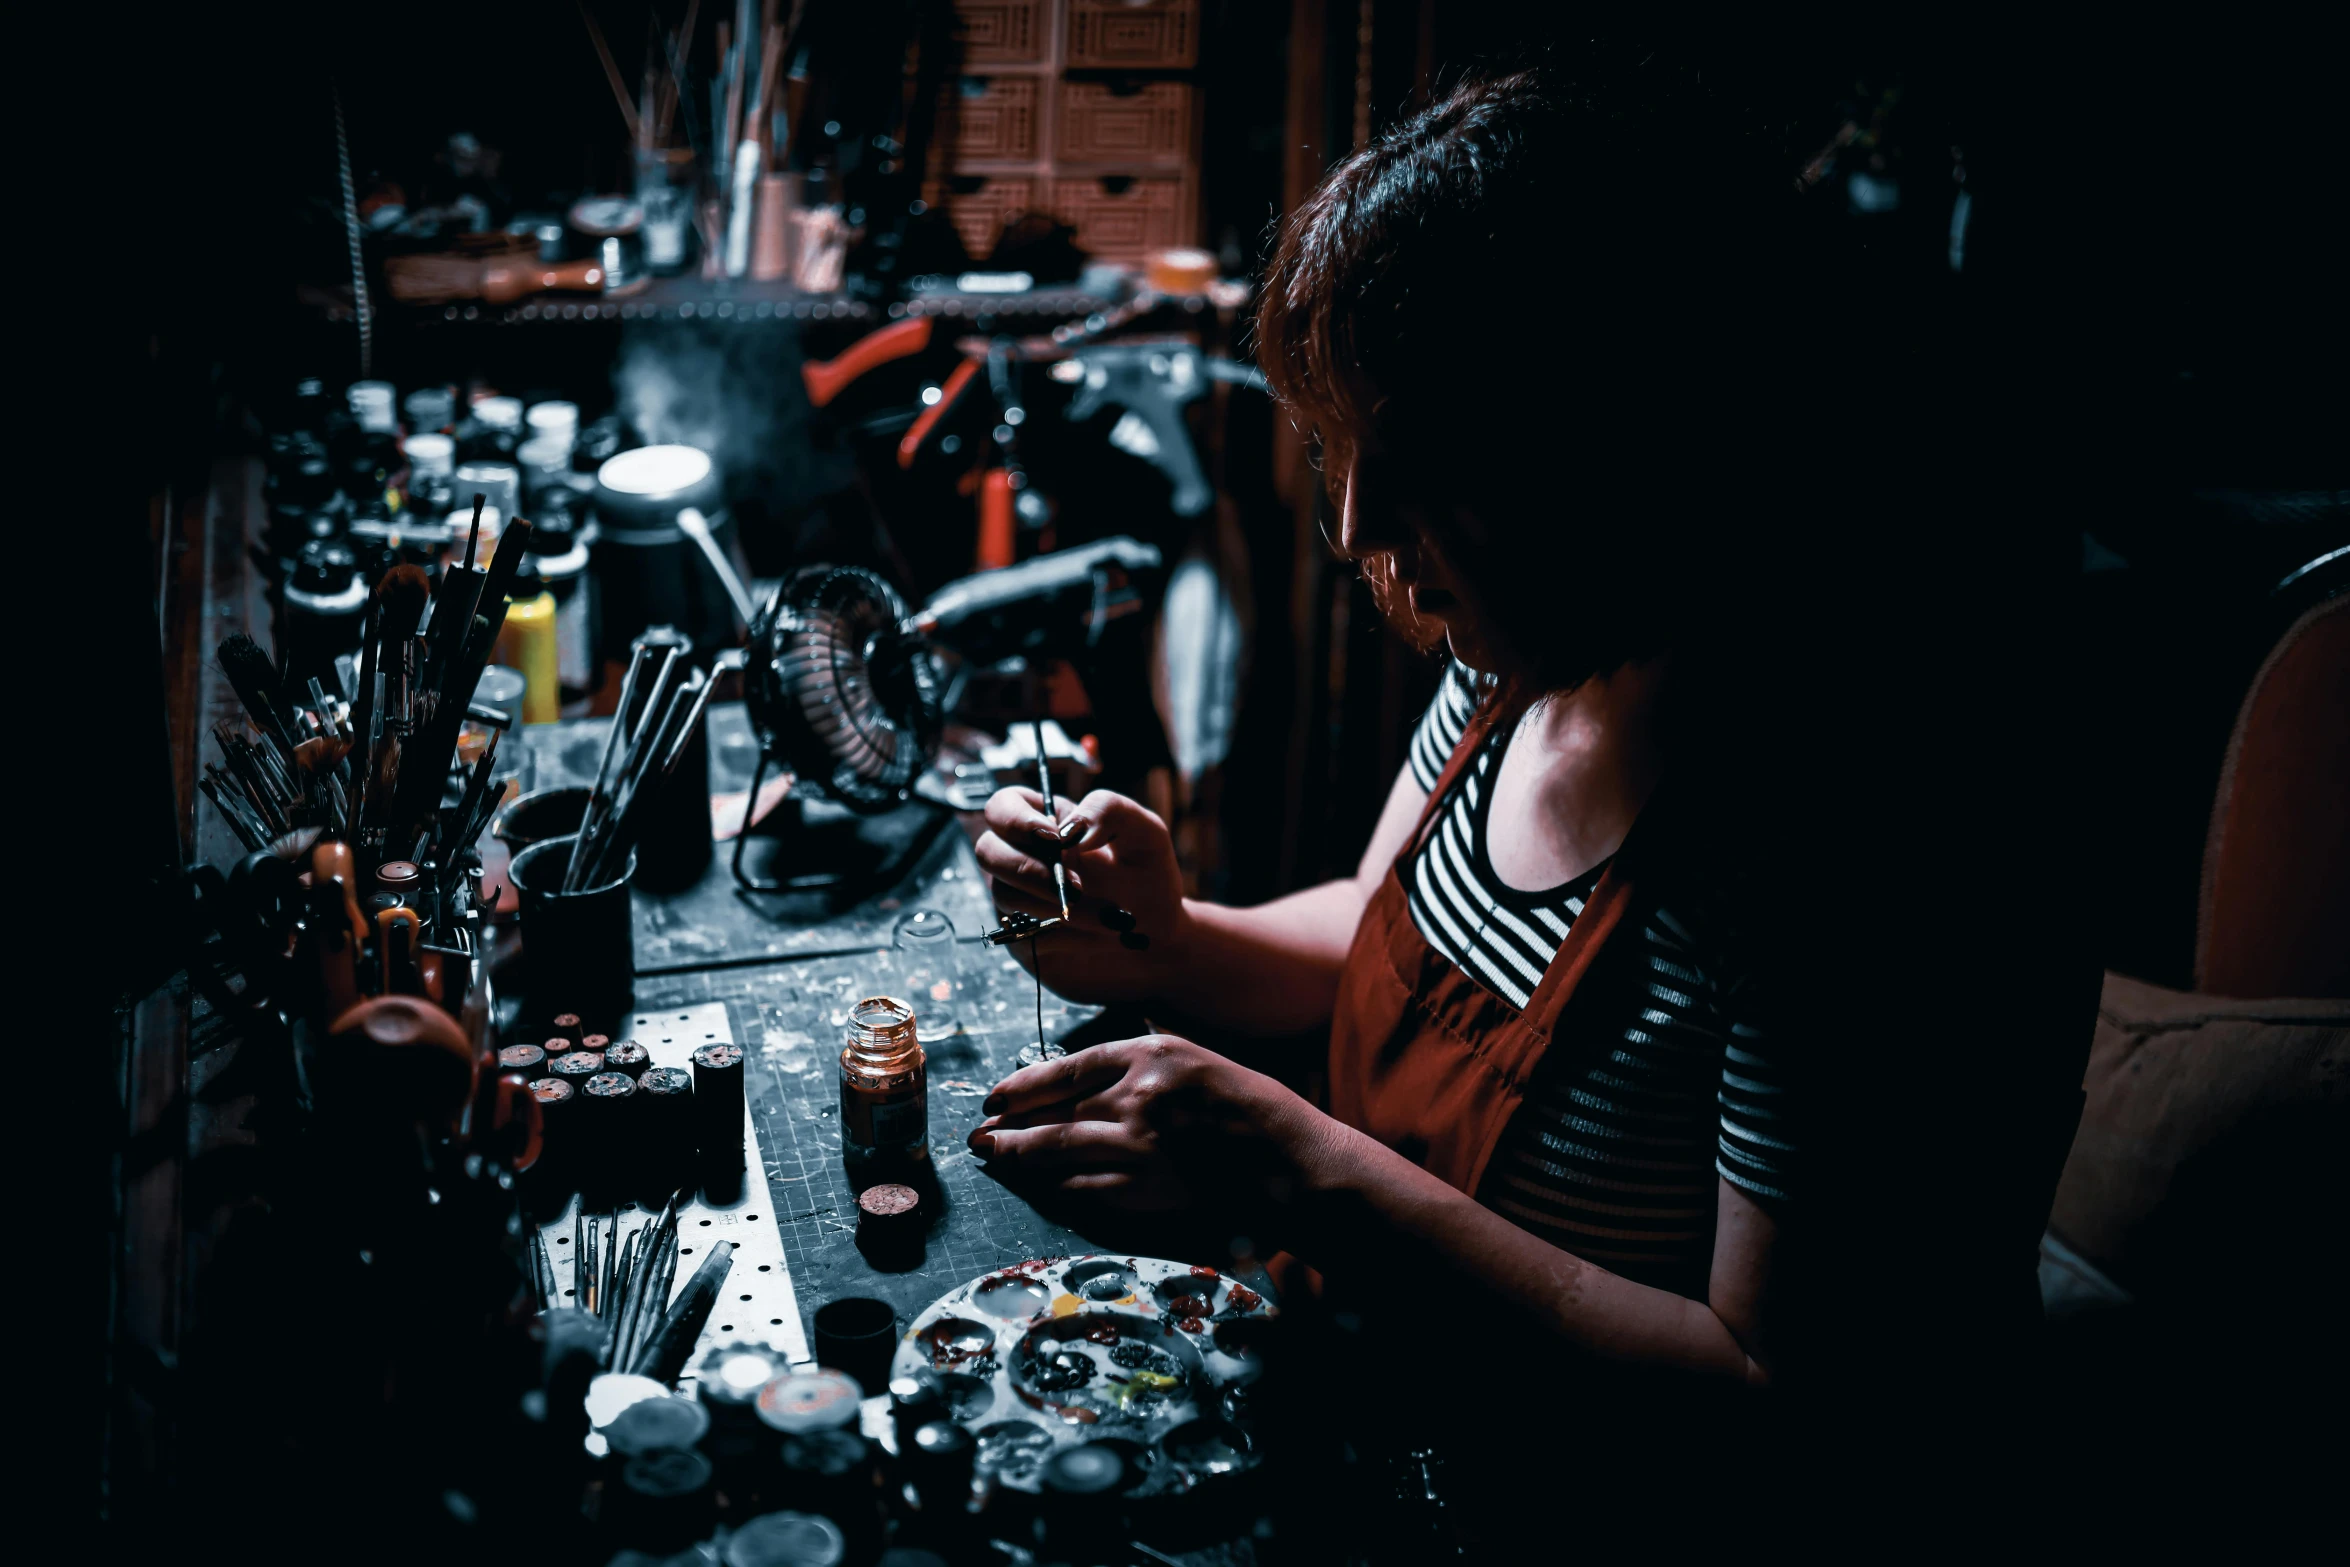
[731,538,1161,892]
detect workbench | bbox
[519,709,1252,1351]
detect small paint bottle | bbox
[839,996,927,1163]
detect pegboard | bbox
[534,1001,812,1374]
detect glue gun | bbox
[905,536,1163,665]
[1062,344,1268,517]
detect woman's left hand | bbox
[967,1035,1323,1218]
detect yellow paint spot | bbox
[1050,1294,1082,1317]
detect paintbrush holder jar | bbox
[512,832,636,1022]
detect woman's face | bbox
[1339,448,1516,676]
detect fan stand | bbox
[729,751,949,895]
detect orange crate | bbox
[954,0,1047,65]
[1048,174,1195,260]
[943,76,1040,162]
[1055,81,1192,167]
[1066,0,1198,69]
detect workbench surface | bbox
[522,712,1254,1356]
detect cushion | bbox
[2046,971,2347,1298]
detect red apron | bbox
[1327,707,1641,1197]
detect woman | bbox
[971,68,1804,1387]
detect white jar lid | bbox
[403,433,455,474]
[526,400,580,435]
[474,395,524,431]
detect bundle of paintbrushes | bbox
[206,500,540,1020]
[562,638,725,891]
[526,1191,737,1378]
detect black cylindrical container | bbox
[282,539,367,691]
[580,1070,642,1206]
[549,1050,605,1092]
[497,1042,548,1082]
[527,1077,579,1209]
[603,1040,652,1081]
[724,1512,846,1567]
[626,626,714,892]
[777,1430,878,1557]
[1038,1444,1129,1559]
[613,1448,716,1553]
[607,1394,711,1459]
[905,1422,976,1511]
[690,1043,746,1204]
[888,1371,945,1451]
[811,1298,898,1397]
[697,1347,789,1516]
[639,1066,696,1202]
[511,834,637,1022]
[591,446,743,664]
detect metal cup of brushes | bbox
[514,628,727,1021]
[511,834,638,1023]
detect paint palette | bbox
[891,1255,1275,1494]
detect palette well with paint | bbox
[892,1255,1275,1493]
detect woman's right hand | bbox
[974,786,1190,1004]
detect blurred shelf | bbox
[310,275,1132,328]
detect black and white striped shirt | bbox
[1404,661,1793,1298]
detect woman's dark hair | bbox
[1257,60,1796,697]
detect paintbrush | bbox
[357,567,431,832]
[577,667,706,888]
[391,518,535,846]
[423,497,488,695]
[216,635,297,762]
[569,647,686,890]
[617,1192,681,1371]
[572,643,658,883]
[601,1208,621,1321]
[604,1226,642,1365]
[531,1230,556,1311]
[630,1240,738,1382]
[626,1205,684,1372]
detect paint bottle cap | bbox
[724,1511,845,1567]
[755,1369,862,1435]
[497,1043,548,1080]
[607,1394,712,1456]
[475,395,524,432]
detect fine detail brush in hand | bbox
[1033,718,1072,923]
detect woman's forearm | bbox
[1271,1101,1767,1383]
[1151,879,1371,1034]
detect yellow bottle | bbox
[495,590,561,723]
